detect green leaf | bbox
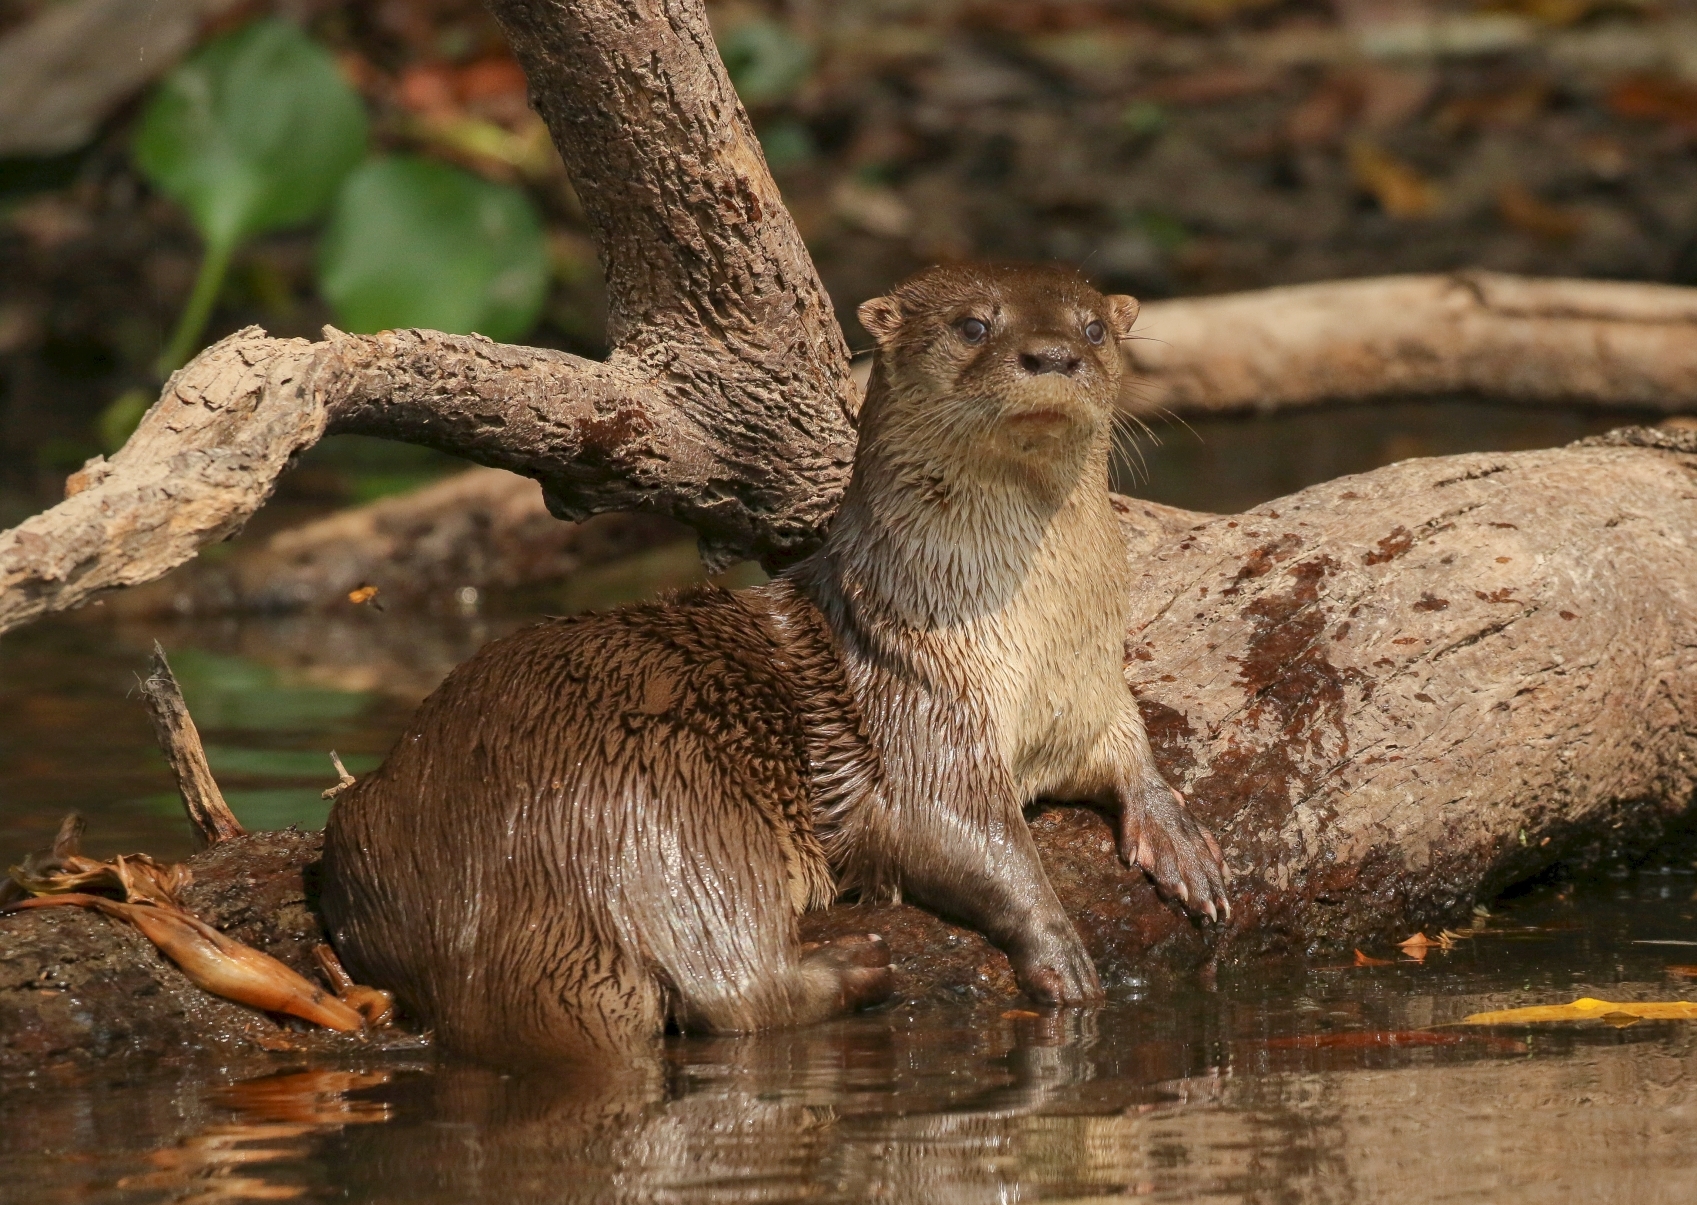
[318,156,548,342]
[133,19,368,253]
[720,19,813,107]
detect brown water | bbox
[3,399,1693,1202]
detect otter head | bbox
[856,263,1138,489]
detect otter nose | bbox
[1016,343,1082,376]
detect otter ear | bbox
[857,295,904,345]
[1103,294,1141,339]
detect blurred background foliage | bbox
[2,0,1696,526]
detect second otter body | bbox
[322,264,1229,1061]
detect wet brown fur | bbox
[322,263,1228,1064]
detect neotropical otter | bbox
[321,263,1229,1063]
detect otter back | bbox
[321,584,886,1064]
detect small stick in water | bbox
[321,751,357,800]
[139,643,245,849]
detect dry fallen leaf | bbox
[1497,183,1583,243]
[1349,141,1440,219]
[1354,949,1394,967]
[1462,996,1697,1025]
[1605,77,1697,134]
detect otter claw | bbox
[1121,778,1232,924]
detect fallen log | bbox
[7,429,1693,1069]
[1122,273,1697,419]
[104,465,687,619]
[5,0,1696,1070]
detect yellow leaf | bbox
[1461,996,1697,1025]
[1497,183,1584,243]
[1349,141,1440,219]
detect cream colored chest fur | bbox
[820,472,1135,805]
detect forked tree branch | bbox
[4,2,1697,638]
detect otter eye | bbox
[1084,319,1106,345]
[958,317,988,345]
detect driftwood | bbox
[4,0,1697,1064]
[10,271,1697,637]
[8,428,1696,1067]
[105,466,686,618]
[0,0,240,158]
[137,644,246,849]
[1123,273,1697,418]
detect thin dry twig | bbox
[138,642,245,849]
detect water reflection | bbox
[3,474,1696,1200]
[12,987,1692,1204]
[116,1069,394,1202]
[1,859,1695,1200]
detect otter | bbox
[321,263,1230,1063]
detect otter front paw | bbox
[1012,923,1105,1006]
[1119,778,1230,923]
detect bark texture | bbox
[12,270,1695,638]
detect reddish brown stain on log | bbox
[1138,699,1198,783]
[1363,526,1413,565]
[1222,533,1302,597]
[1189,556,1363,831]
[1413,593,1450,612]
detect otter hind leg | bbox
[666,932,893,1036]
[626,778,891,1034]
[798,933,897,1014]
